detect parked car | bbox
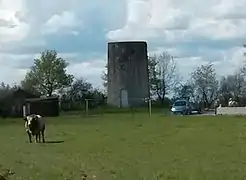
[189,102,202,114]
[171,99,191,115]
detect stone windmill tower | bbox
[107,41,150,107]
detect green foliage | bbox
[66,78,93,101]
[21,73,41,96]
[0,83,19,117]
[148,55,159,96]
[0,82,12,99]
[21,50,74,96]
[60,77,106,111]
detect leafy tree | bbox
[148,55,158,97]
[60,78,106,111]
[21,50,73,96]
[0,82,19,117]
[0,82,11,97]
[66,78,93,102]
[21,74,41,96]
[0,82,19,100]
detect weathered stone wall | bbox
[216,107,246,115]
[107,41,149,107]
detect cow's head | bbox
[24,115,38,133]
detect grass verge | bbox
[0,114,246,179]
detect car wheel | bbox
[184,110,189,115]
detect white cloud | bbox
[0,67,27,85]
[42,11,82,35]
[67,59,105,88]
[214,46,246,75]
[0,0,246,91]
[0,51,106,88]
[212,0,246,19]
[0,0,30,43]
[187,18,246,40]
[186,47,246,81]
[148,45,246,82]
[107,0,246,41]
[106,0,192,41]
[0,53,35,85]
[105,0,246,88]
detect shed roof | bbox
[26,96,59,102]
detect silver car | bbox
[171,100,191,115]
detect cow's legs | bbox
[27,132,32,143]
[35,134,38,143]
[38,132,41,143]
[41,129,45,143]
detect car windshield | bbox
[174,101,186,106]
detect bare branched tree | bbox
[219,73,245,105]
[101,64,107,91]
[101,51,180,104]
[150,52,180,103]
[191,63,219,108]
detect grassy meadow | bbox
[1,113,246,179]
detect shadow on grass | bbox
[44,140,65,144]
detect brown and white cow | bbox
[24,114,45,143]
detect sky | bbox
[0,0,246,89]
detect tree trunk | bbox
[48,90,53,97]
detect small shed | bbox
[0,88,39,117]
[25,97,59,117]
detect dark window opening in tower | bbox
[120,64,125,70]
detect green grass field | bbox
[1,113,246,180]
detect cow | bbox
[228,98,238,107]
[24,114,45,143]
